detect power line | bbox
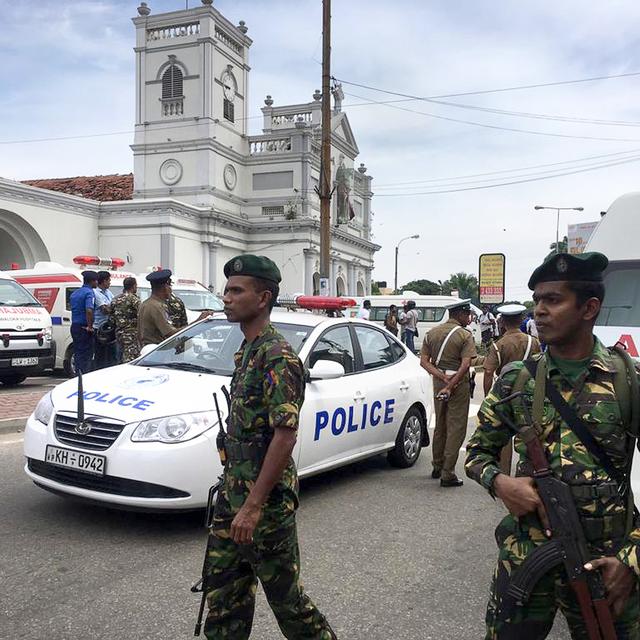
[334,70,640,101]
[373,148,640,188]
[373,154,640,197]
[344,90,640,143]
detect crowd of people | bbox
[68,268,201,374]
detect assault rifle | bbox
[492,391,617,640]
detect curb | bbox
[0,418,27,436]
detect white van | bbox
[0,272,54,385]
[349,293,482,345]
[586,193,640,354]
[12,258,223,374]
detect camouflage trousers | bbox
[485,514,640,639]
[203,492,336,640]
[116,330,140,363]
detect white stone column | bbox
[365,268,372,295]
[209,244,218,294]
[202,242,210,286]
[347,262,356,295]
[304,249,316,295]
[330,258,337,296]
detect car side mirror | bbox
[308,360,345,381]
[139,344,156,357]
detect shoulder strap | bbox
[523,359,624,486]
[523,335,533,361]
[435,326,462,367]
[492,341,502,369]
[611,344,640,437]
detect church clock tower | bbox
[131,1,251,205]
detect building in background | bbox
[0,1,379,296]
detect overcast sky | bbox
[2,0,640,300]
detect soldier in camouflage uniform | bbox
[167,293,188,329]
[203,254,336,640]
[110,276,140,363]
[466,252,640,639]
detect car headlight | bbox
[42,327,52,341]
[34,392,54,425]
[131,410,217,443]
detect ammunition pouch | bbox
[224,437,270,464]
[580,513,628,544]
[570,481,620,501]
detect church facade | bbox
[0,1,379,296]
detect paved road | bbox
[1,415,570,639]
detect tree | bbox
[546,235,568,258]
[371,281,381,295]
[440,272,479,304]
[400,279,441,295]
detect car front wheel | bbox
[0,374,27,386]
[388,407,424,468]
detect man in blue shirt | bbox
[69,270,97,374]
[93,271,115,369]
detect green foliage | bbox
[371,281,381,295]
[400,279,441,295]
[546,235,568,259]
[440,272,479,304]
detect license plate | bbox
[45,445,106,476]
[11,357,38,366]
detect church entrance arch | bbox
[356,281,365,296]
[312,272,320,296]
[0,210,50,269]
[336,276,346,297]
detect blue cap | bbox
[146,269,172,285]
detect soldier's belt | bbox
[581,514,627,543]
[570,482,620,500]
[225,439,269,463]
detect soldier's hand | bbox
[493,475,552,536]
[230,503,261,545]
[585,557,636,618]
[197,310,213,321]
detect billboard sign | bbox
[568,221,599,254]
[479,253,505,304]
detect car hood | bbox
[50,364,232,423]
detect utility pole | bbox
[318,0,332,295]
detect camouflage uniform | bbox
[465,340,640,639]
[110,291,140,363]
[166,293,188,329]
[204,323,335,640]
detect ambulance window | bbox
[369,307,388,322]
[354,325,396,370]
[598,261,640,327]
[419,307,446,322]
[308,326,356,374]
[65,288,80,310]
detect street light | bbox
[534,205,584,253]
[394,234,420,293]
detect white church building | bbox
[0,1,379,296]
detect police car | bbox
[23,298,433,510]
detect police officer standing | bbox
[69,270,97,374]
[203,254,336,640]
[93,270,115,369]
[420,299,477,487]
[466,252,640,638]
[110,276,140,362]
[138,270,179,347]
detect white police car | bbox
[23,309,432,510]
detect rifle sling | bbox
[524,359,624,487]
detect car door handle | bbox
[399,383,410,391]
[353,392,366,401]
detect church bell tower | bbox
[131,1,251,205]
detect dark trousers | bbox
[94,340,116,370]
[71,325,94,374]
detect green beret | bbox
[223,254,282,284]
[528,252,608,290]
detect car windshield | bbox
[136,319,313,375]
[172,289,224,312]
[0,279,42,307]
[110,286,152,302]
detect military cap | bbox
[223,254,282,284]
[527,252,608,290]
[81,270,98,282]
[446,298,472,312]
[497,303,527,316]
[145,269,173,285]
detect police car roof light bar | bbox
[278,295,358,311]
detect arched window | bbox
[162,65,183,99]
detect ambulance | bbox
[0,271,54,385]
[12,257,223,375]
[23,296,433,510]
[586,193,640,356]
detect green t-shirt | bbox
[549,347,593,386]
